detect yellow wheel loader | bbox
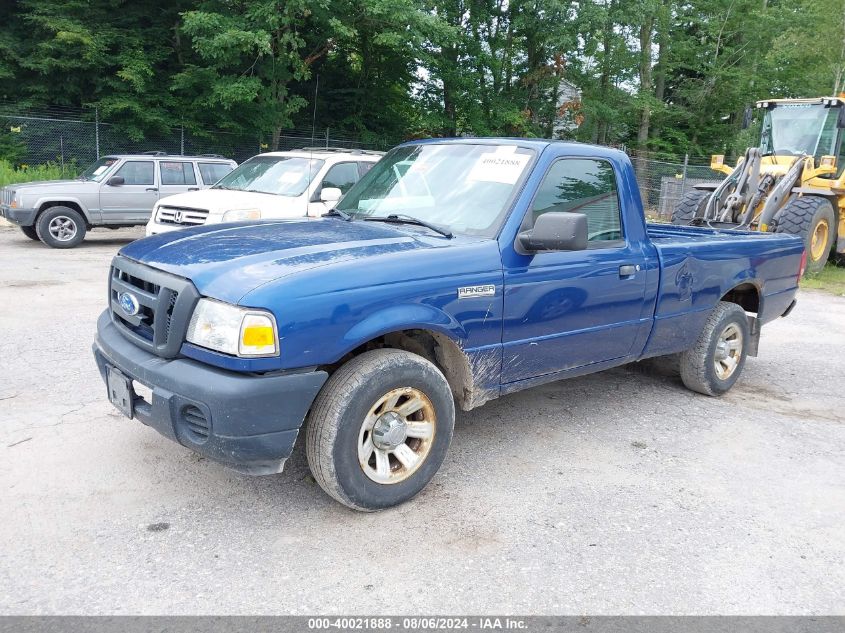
[672,96,845,274]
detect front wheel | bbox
[35,206,87,248]
[680,301,749,396]
[305,349,455,511]
[20,225,39,241]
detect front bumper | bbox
[145,221,189,237]
[0,205,38,226]
[92,310,328,475]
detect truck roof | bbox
[402,137,628,159]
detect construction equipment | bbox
[672,96,845,274]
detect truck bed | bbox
[640,222,804,359]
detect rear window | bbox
[160,161,197,185]
[198,162,234,185]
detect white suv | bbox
[145,148,382,235]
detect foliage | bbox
[0,0,843,155]
[0,160,75,187]
[800,262,845,297]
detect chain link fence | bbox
[0,101,384,177]
[628,151,723,221]
[0,101,727,221]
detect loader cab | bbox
[757,97,845,176]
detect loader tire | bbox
[671,189,710,225]
[775,196,835,275]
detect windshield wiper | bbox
[363,214,453,238]
[324,208,352,221]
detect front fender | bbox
[34,196,95,223]
[340,303,467,358]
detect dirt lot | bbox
[0,225,843,615]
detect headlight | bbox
[222,208,262,222]
[186,298,278,357]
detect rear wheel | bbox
[306,349,455,511]
[35,206,86,249]
[20,225,39,241]
[671,189,711,225]
[775,196,835,274]
[680,301,749,396]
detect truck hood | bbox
[8,179,90,191]
[119,218,462,304]
[158,188,304,216]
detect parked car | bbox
[93,138,804,511]
[0,153,236,248]
[145,147,383,236]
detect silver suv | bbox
[0,153,236,248]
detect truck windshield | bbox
[213,156,324,196]
[78,157,119,182]
[760,104,840,159]
[336,143,536,237]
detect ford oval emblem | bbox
[118,292,140,316]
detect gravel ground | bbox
[0,225,843,615]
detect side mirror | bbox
[320,187,342,203]
[518,212,588,252]
[107,176,124,186]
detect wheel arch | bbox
[324,319,495,411]
[35,199,91,224]
[720,282,761,314]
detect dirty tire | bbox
[671,189,710,225]
[19,225,39,241]
[35,206,86,249]
[305,349,455,511]
[680,301,749,396]
[775,196,835,274]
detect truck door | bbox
[501,157,647,383]
[99,160,159,223]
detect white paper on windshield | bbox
[279,171,304,183]
[467,146,529,184]
[93,166,109,176]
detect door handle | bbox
[619,264,640,277]
[145,187,158,192]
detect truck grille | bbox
[109,256,200,358]
[1,189,13,205]
[156,205,210,226]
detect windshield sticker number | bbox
[467,150,530,185]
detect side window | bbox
[358,161,376,177]
[114,161,154,186]
[321,162,359,194]
[198,162,234,185]
[531,158,622,243]
[159,161,197,185]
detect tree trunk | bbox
[637,15,655,149]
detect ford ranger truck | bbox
[93,139,805,511]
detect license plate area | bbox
[107,366,134,418]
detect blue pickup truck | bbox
[93,138,805,510]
